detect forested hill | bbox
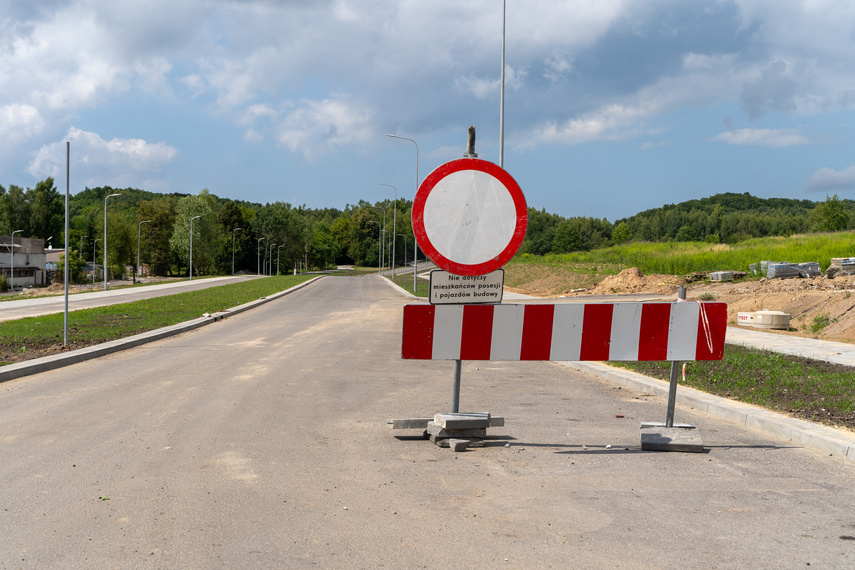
[612,192,852,245]
[520,192,853,256]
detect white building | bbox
[0,236,48,289]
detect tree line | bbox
[2,180,852,283]
[519,192,853,255]
[1,180,420,282]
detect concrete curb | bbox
[378,274,423,301]
[0,276,323,384]
[559,361,855,462]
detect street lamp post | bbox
[136,220,152,284]
[104,193,121,290]
[385,134,419,292]
[377,183,397,279]
[189,215,201,280]
[232,228,242,276]
[368,221,381,274]
[277,244,284,275]
[10,230,23,291]
[268,243,276,276]
[372,206,386,275]
[257,237,265,275]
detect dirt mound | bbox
[589,268,682,296]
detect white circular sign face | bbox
[422,169,518,266]
[412,158,527,276]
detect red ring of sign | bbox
[412,158,527,276]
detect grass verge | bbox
[0,274,314,366]
[612,344,855,430]
[386,272,429,298]
[515,231,855,276]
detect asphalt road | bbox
[2,276,854,568]
[0,275,262,322]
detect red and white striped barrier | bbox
[402,302,726,361]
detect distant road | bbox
[0,275,262,322]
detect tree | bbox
[810,194,850,232]
[57,249,87,283]
[170,192,218,277]
[28,178,63,240]
[612,222,632,245]
[137,198,177,276]
[552,221,582,253]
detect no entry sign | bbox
[412,158,527,276]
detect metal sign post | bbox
[665,286,687,427]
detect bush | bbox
[0,274,7,292]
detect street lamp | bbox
[257,237,266,275]
[277,244,284,275]
[368,221,381,274]
[386,134,419,291]
[377,182,397,278]
[232,228,242,276]
[268,243,276,276]
[10,230,23,291]
[103,193,121,290]
[137,220,152,283]
[372,206,386,275]
[189,215,201,280]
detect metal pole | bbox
[665,286,687,427]
[277,244,283,275]
[232,227,242,275]
[499,0,506,168]
[11,230,23,291]
[377,183,396,278]
[451,360,462,413]
[385,134,419,292]
[372,206,386,275]
[64,142,69,345]
[103,193,120,290]
[398,234,406,271]
[189,215,201,280]
[137,220,152,283]
[257,237,265,275]
[268,243,275,276]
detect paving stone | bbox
[434,413,491,429]
[640,427,704,453]
[425,421,487,439]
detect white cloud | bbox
[455,66,526,100]
[27,127,178,187]
[276,98,374,159]
[710,128,810,147]
[0,104,46,144]
[805,165,855,193]
[544,52,573,83]
[244,129,264,143]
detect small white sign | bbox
[429,269,504,305]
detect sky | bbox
[3,0,855,221]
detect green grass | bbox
[513,231,855,276]
[386,272,429,298]
[612,345,855,428]
[0,275,314,361]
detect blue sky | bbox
[3,0,855,221]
